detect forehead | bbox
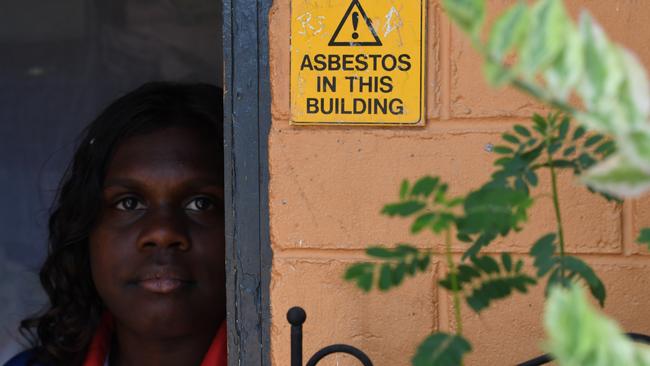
[105,126,222,184]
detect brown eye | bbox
[115,197,145,211]
[185,197,214,212]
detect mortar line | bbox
[622,200,635,256]
[438,0,451,121]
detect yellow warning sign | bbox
[291,0,426,126]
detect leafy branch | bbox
[444,0,650,198]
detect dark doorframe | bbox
[222,0,273,365]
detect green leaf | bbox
[533,114,548,135]
[578,153,597,169]
[530,233,557,277]
[435,184,449,203]
[484,60,515,86]
[561,256,606,307]
[344,263,375,292]
[563,146,576,157]
[487,2,529,62]
[514,124,532,138]
[573,126,587,140]
[466,274,537,312]
[515,259,524,273]
[618,50,650,133]
[525,169,539,186]
[545,266,564,296]
[624,129,650,172]
[457,233,472,243]
[582,154,650,198]
[544,29,584,101]
[551,159,575,168]
[502,252,513,272]
[446,196,465,207]
[367,246,399,259]
[558,117,570,140]
[418,252,431,272]
[577,13,625,121]
[585,134,604,147]
[636,228,650,250]
[462,232,497,260]
[395,244,420,256]
[548,141,562,155]
[378,263,393,291]
[458,184,532,238]
[595,140,616,156]
[412,332,472,366]
[457,264,482,284]
[471,255,500,274]
[411,176,440,198]
[493,145,514,154]
[519,0,569,76]
[411,213,437,234]
[545,286,650,366]
[344,262,373,279]
[392,261,406,286]
[432,212,456,234]
[382,201,426,217]
[399,179,410,200]
[442,0,485,36]
[502,133,521,145]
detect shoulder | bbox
[3,350,51,366]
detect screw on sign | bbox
[291,0,426,126]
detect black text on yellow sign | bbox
[291,0,426,126]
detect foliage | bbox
[530,233,605,306]
[443,0,650,198]
[439,253,536,312]
[344,245,431,292]
[545,285,650,366]
[343,115,611,365]
[412,333,471,366]
[341,0,650,364]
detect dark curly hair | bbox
[19,82,224,366]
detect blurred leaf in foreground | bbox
[545,285,650,366]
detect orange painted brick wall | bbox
[268,1,650,365]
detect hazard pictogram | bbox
[328,0,382,46]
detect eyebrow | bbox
[103,178,224,191]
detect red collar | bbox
[83,313,227,366]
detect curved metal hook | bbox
[306,344,373,366]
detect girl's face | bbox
[89,126,225,338]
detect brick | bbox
[270,256,438,366]
[269,126,621,253]
[449,0,650,118]
[446,259,650,365]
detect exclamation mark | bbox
[351,12,359,39]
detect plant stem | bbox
[445,229,464,337]
[547,150,567,281]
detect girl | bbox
[6,82,227,366]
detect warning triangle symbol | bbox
[328,0,382,46]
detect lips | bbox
[133,266,193,294]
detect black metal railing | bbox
[289,305,650,366]
[287,307,374,366]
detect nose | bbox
[136,207,191,251]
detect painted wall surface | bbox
[268,1,650,365]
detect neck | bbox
[110,317,223,366]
